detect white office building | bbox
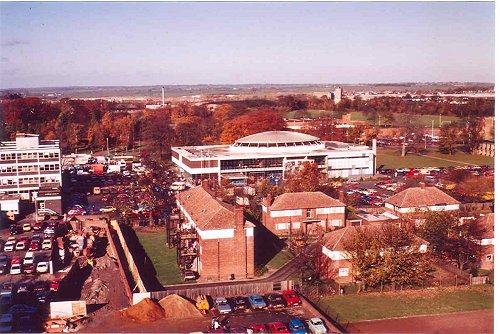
[172,131,376,184]
[0,134,62,202]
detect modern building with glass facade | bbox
[172,131,376,184]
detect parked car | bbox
[3,241,15,252]
[0,282,14,295]
[50,278,62,292]
[42,239,52,250]
[17,282,31,293]
[265,293,287,309]
[267,322,290,334]
[288,319,308,334]
[306,318,327,334]
[99,206,116,213]
[282,290,302,307]
[29,240,41,251]
[24,251,35,265]
[247,324,268,333]
[15,240,27,251]
[231,296,250,312]
[33,221,44,231]
[22,223,32,232]
[0,255,8,274]
[248,294,267,310]
[10,225,23,235]
[23,263,35,274]
[214,297,232,314]
[36,261,49,273]
[10,263,22,275]
[0,313,13,332]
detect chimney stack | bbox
[266,194,272,208]
[202,179,209,190]
[234,206,245,231]
[162,86,165,106]
[338,189,344,203]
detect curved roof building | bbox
[172,131,376,184]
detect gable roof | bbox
[385,186,460,208]
[269,192,345,211]
[177,186,238,230]
[322,224,429,252]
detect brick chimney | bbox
[338,189,344,203]
[263,194,272,227]
[202,179,209,190]
[234,206,245,231]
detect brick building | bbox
[176,185,255,281]
[262,192,346,236]
[478,213,494,270]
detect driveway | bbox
[347,309,493,334]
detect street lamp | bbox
[106,137,110,157]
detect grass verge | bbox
[317,285,493,323]
[136,231,186,285]
[266,249,294,270]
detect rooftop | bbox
[385,186,460,208]
[269,192,345,211]
[235,131,319,145]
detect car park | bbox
[248,294,267,310]
[288,319,308,334]
[267,322,290,334]
[306,318,327,334]
[282,290,302,307]
[214,297,232,314]
[265,292,287,309]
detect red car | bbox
[11,256,21,265]
[23,263,35,274]
[247,324,267,333]
[50,278,62,292]
[282,290,302,307]
[29,240,41,251]
[267,322,290,334]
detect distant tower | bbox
[162,86,165,106]
[333,87,342,104]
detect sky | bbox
[0,2,495,89]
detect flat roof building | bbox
[172,131,376,184]
[0,133,62,203]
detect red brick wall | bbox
[479,244,494,270]
[321,254,353,283]
[265,210,345,236]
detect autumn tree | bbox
[220,109,285,144]
[141,110,173,160]
[416,212,484,270]
[343,225,433,292]
[284,162,322,192]
[459,116,485,153]
[439,122,461,155]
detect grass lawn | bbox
[377,148,494,169]
[317,285,494,323]
[266,249,294,270]
[350,111,459,126]
[136,232,186,285]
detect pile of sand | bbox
[158,294,203,319]
[120,298,165,322]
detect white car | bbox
[306,318,327,334]
[3,241,15,252]
[23,252,35,265]
[10,264,22,275]
[99,206,116,213]
[15,241,27,251]
[42,239,52,250]
[36,261,49,273]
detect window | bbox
[486,254,493,262]
[329,219,342,227]
[276,223,290,230]
[338,268,349,277]
[292,222,301,229]
[306,209,312,218]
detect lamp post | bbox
[106,137,110,157]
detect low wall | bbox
[110,220,148,293]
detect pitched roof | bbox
[235,131,319,145]
[322,224,428,252]
[269,192,345,211]
[385,186,460,208]
[177,186,238,230]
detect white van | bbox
[23,251,35,265]
[170,182,186,191]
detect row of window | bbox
[0,151,59,161]
[0,176,60,185]
[233,140,322,148]
[276,219,342,230]
[0,164,60,173]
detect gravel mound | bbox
[158,294,203,319]
[120,298,165,322]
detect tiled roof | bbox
[177,186,240,230]
[322,224,428,252]
[270,192,345,211]
[385,186,460,208]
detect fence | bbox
[110,219,148,293]
[151,280,296,301]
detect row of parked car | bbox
[213,290,302,315]
[245,318,328,334]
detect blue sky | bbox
[0,2,495,88]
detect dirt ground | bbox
[347,309,494,334]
